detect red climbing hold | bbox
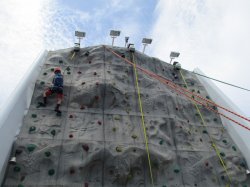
[95,96,99,100]
[205,162,209,167]
[69,134,73,138]
[69,114,73,118]
[80,105,85,110]
[82,144,89,152]
[98,121,102,125]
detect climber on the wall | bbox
[42,67,64,114]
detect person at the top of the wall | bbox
[42,67,64,114]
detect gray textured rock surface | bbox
[3,45,250,186]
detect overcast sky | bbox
[0,0,249,116]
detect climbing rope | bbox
[179,70,232,186]
[104,47,250,132]
[71,52,76,60]
[193,71,250,92]
[131,53,155,187]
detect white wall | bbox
[194,68,250,168]
[0,50,48,184]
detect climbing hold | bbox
[27,144,36,152]
[84,182,89,187]
[197,90,200,94]
[45,151,51,157]
[222,139,227,144]
[48,169,55,176]
[29,126,36,133]
[96,82,99,86]
[221,175,225,180]
[191,82,195,86]
[192,89,195,92]
[59,60,63,64]
[159,140,164,145]
[16,149,23,155]
[69,167,75,175]
[93,72,97,76]
[202,130,208,134]
[78,71,82,74]
[50,129,56,136]
[174,167,180,173]
[97,121,102,125]
[200,138,203,142]
[51,68,54,72]
[192,95,195,99]
[66,67,70,71]
[14,166,21,172]
[114,115,120,120]
[69,114,73,118]
[175,107,179,111]
[195,113,199,116]
[67,71,71,75]
[43,72,47,75]
[82,144,89,152]
[80,105,85,110]
[69,134,73,138]
[116,146,122,152]
[95,96,99,100]
[220,152,225,157]
[89,61,91,64]
[213,118,218,122]
[206,96,210,99]
[112,127,116,132]
[205,162,209,167]
[82,82,85,85]
[131,134,137,139]
[40,81,45,85]
[232,145,237,151]
[31,114,37,118]
[184,85,187,88]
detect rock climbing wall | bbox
[3,45,250,187]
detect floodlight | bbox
[110,30,121,37]
[110,30,121,46]
[246,169,250,175]
[74,31,86,52]
[142,38,153,53]
[169,51,180,64]
[142,38,152,44]
[75,31,86,38]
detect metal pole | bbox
[142,44,147,53]
[170,57,174,64]
[112,37,115,46]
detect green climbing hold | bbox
[174,168,180,173]
[131,134,137,139]
[116,146,122,152]
[31,114,37,118]
[67,71,71,75]
[232,145,237,151]
[184,85,187,88]
[29,126,36,133]
[222,139,227,144]
[40,81,45,85]
[48,169,55,176]
[202,130,208,134]
[112,127,116,132]
[221,175,225,180]
[51,68,54,72]
[50,129,56,136]
[197,90,200,94]
[159,140,164,145]
[45,151,51,157]
[66,67,70,71]
[43,72,47,75]
[27,144,36,152]
[206,96,210,99]
[220,152,225,157]
[59,60,63,64]
[14,166,21,172]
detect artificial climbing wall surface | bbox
[3,45,250,187]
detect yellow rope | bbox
[70,52,76,60]
[132,53,155,187]
[179,70,232,186]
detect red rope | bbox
[105,46,250,131]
